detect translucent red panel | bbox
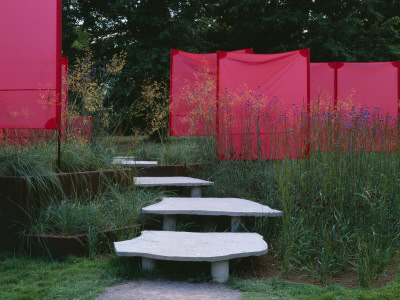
[0,90,57,129]
[61,57,69,117]
[309,63,335,151]
[336,62,399,152]
[337,62,398,118]
[0,57,69,145]
[169,49,253,136]
[309,62,399,152]
[217,50,310,160]
[310,63,335,109]
[66,116,93,143]
[0,0,58,129]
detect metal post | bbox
[56,0,62,170]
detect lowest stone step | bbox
[114,230,268,282]
[142,197,283,231]
[134,177,213,197]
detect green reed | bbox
[188,92,400,286]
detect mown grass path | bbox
[1,251,400,300]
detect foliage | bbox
[61,1,400,133]
[126,89,400,287]
[198,148,400,287]
[0,251,399,300]
[126,136,216,165]
[59,142,115,173]
[131,78,170,141]
[229,276,400,300]
[26,186,162,236]
[0,143,60,192]
[0,251,119,300]
[0,141,115,177]
[68,51,129,136]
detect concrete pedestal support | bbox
[211,260,229,283]
[231,216,241,232]
[142,257,156,271]
[190,186,202,197]
[163,215,177,231]
[202,216,216,232]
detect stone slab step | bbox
[113,156,135,160]
[142,197,282,217]
[134,177,213,197]
[142,197,282,231]
[112,158,158,167]
[134,177,212,187]
[114,230,268,282]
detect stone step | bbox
[114,230,268,282]
[112,158,158,167]
[113,156,136,160]
[142,197,282,231]
[134,177,213,197]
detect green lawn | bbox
[1,250,400,300]
[229,274,400,300]
[0,252,118,300]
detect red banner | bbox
[169,49,253,136]
[0,0,60,129]
[310,61,399,152]
[217,49,310,160]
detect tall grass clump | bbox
[0,141,116,177]
[27,186,162,236]
[0,143,61,194]
[24,185,164,255]
[59,141,115,172]
[186,79,400,286]
[68,51,128,138]
[130,136,216,165]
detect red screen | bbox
[0,0,58,129]
[337,62,398,117]
[169,49,253,136]
[217,49,310,160]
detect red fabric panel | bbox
[0,0,58,129]
[61,57,68,135]
[336,62,399,151]
[337,62,398,118]
[0,58,70,146]
[61,57,69,117]
[217,49,309,160]
[309,63,335,151]
[310,63,335,109]
[170,48,253,136]
[66,116,93,143]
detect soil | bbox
[234,252,400,289]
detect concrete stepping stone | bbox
[114,230,268,283]
[142,197,283,231]
[112,158,158,167]
[113,156,136,160]
[134,177,213,197]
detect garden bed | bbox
[0,164,201,251]
[22,226,137,258]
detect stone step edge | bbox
[142,197,283,217]
[114,230,268,283]
[114,230,268,262]
[133,177,213,187]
